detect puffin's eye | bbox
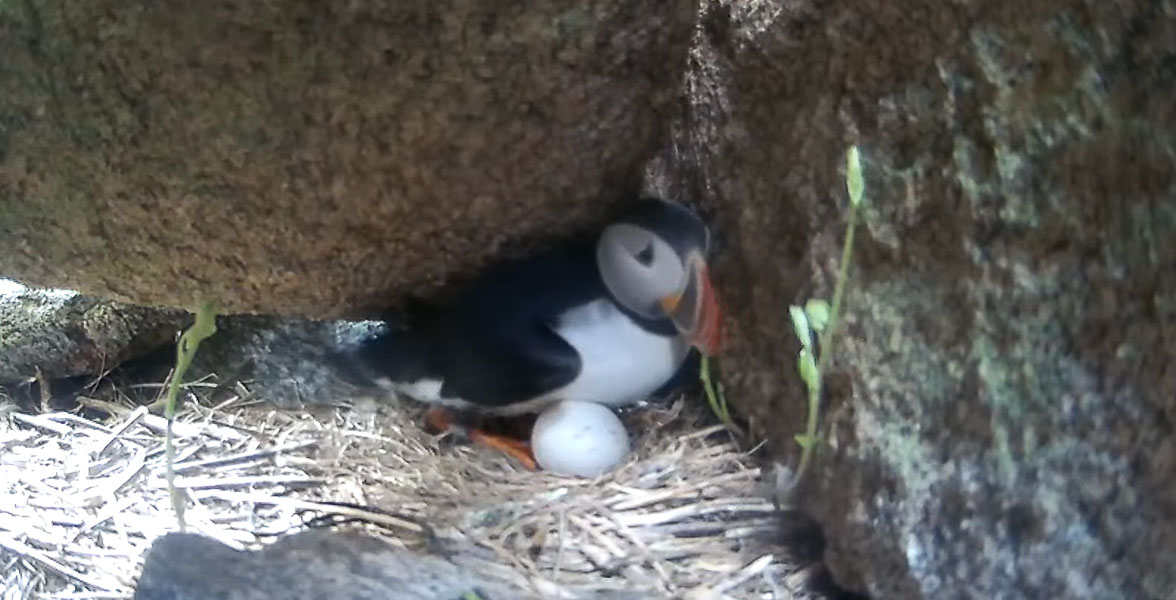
[634,243,655,266]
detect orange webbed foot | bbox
[423,406,456,435]
[468,429,538,471]
[421,406,538,470]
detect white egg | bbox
[531,400,631,477]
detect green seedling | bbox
[158,300,218,530]
[700,355,738,436]
[789,145,864,486]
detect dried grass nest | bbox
[1,379,823,599]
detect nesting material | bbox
[0,383,819,599]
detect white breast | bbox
[543,299,688,407]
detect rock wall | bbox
[0,0,693,316]
[669,1,1176,598]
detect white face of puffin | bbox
[596,220,723,355]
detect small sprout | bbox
[786,143,865,492]
[804,299,831,333]
[797,348,819,393]
[846,145,864,209]
[160,299,219,531]
[700,356,739,436]
[789,305,813,350]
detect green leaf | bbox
[789,305,813,349]
[700,356,740,435]
[797,348,819,393]
[805,299,830,333]
[846,145,864,209]
[794,433,816,449]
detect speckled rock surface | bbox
[0,0,693,316]
[185,314,379,407]
[134,529,647,600]
[657,1,1176,598]
[0,282,185,382]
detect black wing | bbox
[436,318,581,408]
[434,242,602,408]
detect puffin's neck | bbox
[602,295,678,337]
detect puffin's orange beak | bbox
[688,261,724,355]
[660,256,724,356]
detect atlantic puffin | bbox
[345,199,723,467]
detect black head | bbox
[596,199,723,355]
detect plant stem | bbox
[793,197,859,484]
[700,356,737,435]
[163,300,218,530]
